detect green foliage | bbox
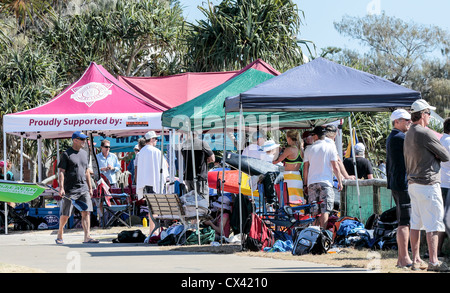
[184,0,306,72]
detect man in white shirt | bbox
[96,139,121,187]
[136,131,169,200]
[303,126,342,228]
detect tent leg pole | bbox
[348,115,361,220]
[38,137,42,184]
[177,131,183,185]
[238,105,243,249]
[160,126,165,194]
[3,131,7,234]
[220,114,228,245]
[20,136,23,181]
[188,123,201,245]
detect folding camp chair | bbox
[258,180,315,233]
[96,175,132,228]
[0,203,35,231]
[103,193,132,228]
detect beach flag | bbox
[344,127,358,158]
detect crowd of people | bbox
[45,97,449,272]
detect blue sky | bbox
[178,0,450,57]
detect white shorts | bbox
[408,183,445,233]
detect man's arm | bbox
[86,168,93,196]
[207,153,215,164]
[425,133,450,162]
[58,168,65,197]
[331,160,343,191]
[303,161,310,190]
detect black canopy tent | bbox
[224,57,421,220]
[224,57,420,113]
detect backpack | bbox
[112,229,147,243]
[373,207,398,240]
[292,226,332,255]
[242,213,275,252]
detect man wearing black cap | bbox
[303,126,342,228]
[56,131,96,244]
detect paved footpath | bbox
[0,229,368,274]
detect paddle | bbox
[39,184,89,212]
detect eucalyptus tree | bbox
[184,0,307,72]
[330,13,449,168]
[334,13,448,86]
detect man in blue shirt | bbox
[96,139,121,187]
[386,109,412,269]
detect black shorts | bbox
[391,190,411,226]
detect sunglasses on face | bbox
[423,111,431,115]
[102,146,110,149]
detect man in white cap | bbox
[136,131,169,200]
[343,142,373,179]
[386,109,412,268]
[404,99,450,272]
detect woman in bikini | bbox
[273,129,305,205]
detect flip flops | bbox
[55,238,64,245]
[83,238,99,244]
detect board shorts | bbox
[307,182,334,214]
[60,190,93,216]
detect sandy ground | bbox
[1,225,448,273]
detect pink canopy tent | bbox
[3,62,163,140]
[118,59,280,111]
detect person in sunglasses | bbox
[386,109,412,269]
[404,99,450,272]
[96,139,121,188]
[57,131,96,244]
